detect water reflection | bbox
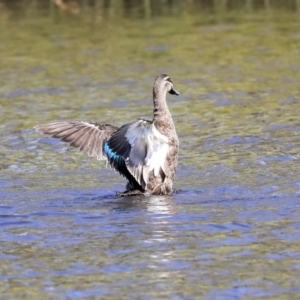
[112,195,178,214]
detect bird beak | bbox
[169,87,180,95]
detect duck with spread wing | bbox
[35,74,180,196]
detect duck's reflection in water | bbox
[112,195,181,275]
[112,194,179,215]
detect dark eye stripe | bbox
[166,77,172,83]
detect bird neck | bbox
[152,89,175,132]
[152,89,170,119]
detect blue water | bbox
[1,175,300,298]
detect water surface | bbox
[0,2,300,299]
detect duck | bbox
[35,74,180,196]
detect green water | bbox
[0,2,300,299]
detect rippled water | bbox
[1,3,300,299]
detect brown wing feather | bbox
[35,121,118,160]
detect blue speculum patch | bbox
[104,142,123,166]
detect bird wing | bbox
[105,119,170,189]
[35,121,118,160]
